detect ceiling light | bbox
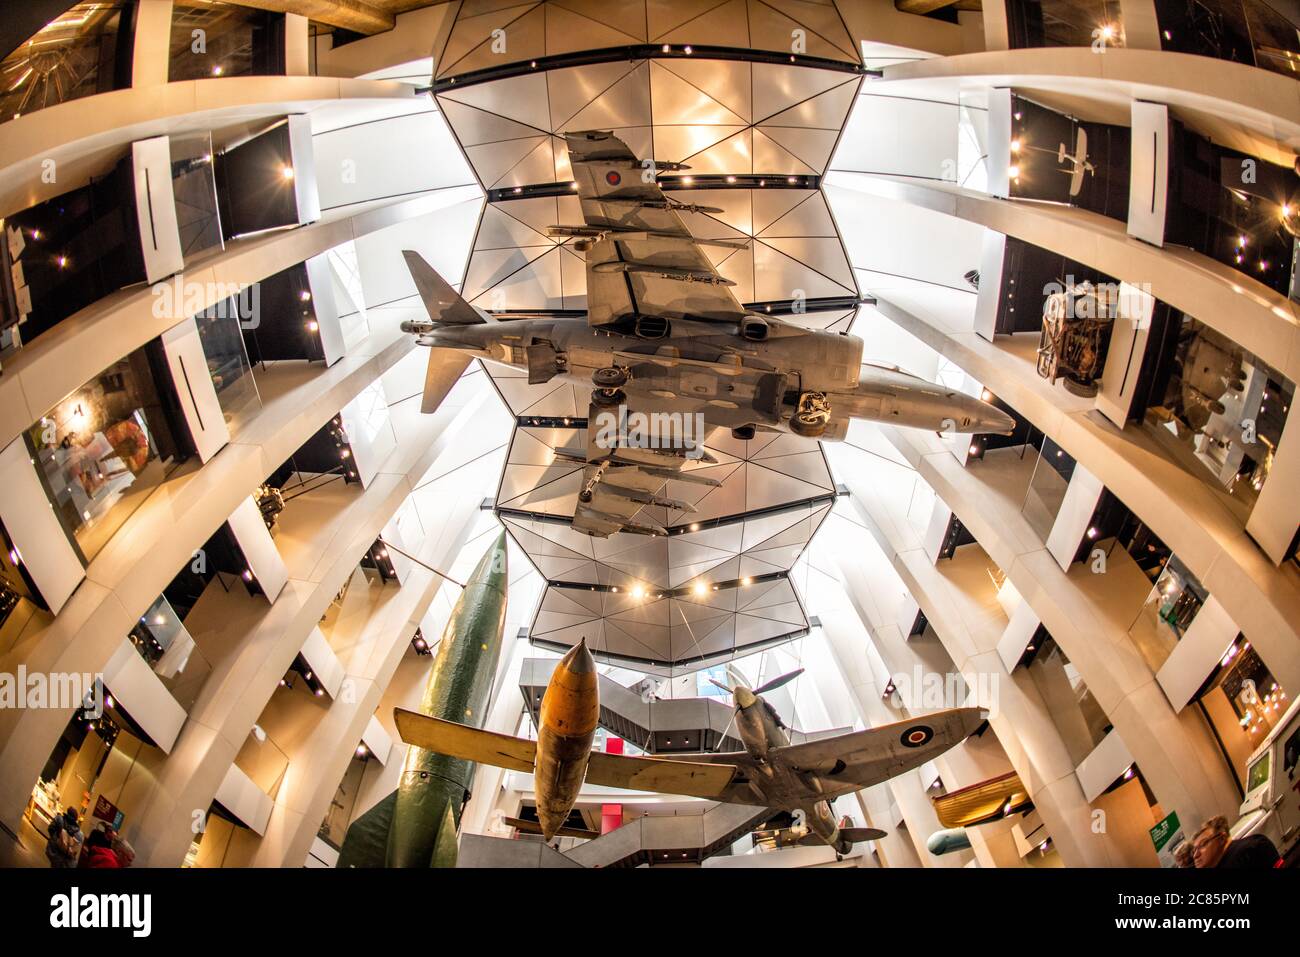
[692,582,707,597]
[281,166,295,180]
[212,65,224,76]
[631,585,646,600]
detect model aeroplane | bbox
[393,643,985,854]
[400,129,1014,538]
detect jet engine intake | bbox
[635,315,671,339]
[740,316,770,341]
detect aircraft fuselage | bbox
[732,693,849,854]
[419,317,1014,439]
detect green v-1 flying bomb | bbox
[337,531,508,868]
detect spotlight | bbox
[281,165,295,180]
[692,582,707,597]
[212,65,224,76]
[631,585,646,600]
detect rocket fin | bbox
[336,790,397,868]
[430,800,459,869]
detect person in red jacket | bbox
[79,827,122,868]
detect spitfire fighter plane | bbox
[401,129,1013,537]
[394,644,986,856]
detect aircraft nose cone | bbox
[981,406,1016,436]
[733,686,757,709]
[561,637,595,675]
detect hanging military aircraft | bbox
[393,653,986,855]
[400,129,1014,538]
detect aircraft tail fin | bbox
[336,790,397,868]
[402,250,485,325]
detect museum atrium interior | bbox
[0,0,1298,871]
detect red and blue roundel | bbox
[605,170,622,186]
[900,725,934,748]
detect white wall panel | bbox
[1128,101,1169,246]
[304,253,347,366]
[997,599,1041,672]
[835,95,959,180]
[287,114,322,225]
[161,317,229,462]
[1246,407,1300,565]
[312,109,476,210]
[0,437,84,613]
[1097,281,1155,427]
[102,639,187,753]
[1046,464,1104,572]
[361,713,393,766]
[227,496,288,601]
[1075,729,1135,803]
[299,626,345,699]
[339,380,396,488]
[214,762,274,835]
[1156,597,1240,711]
[132,136,184,284]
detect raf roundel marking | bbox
[605,170,622,186]
[900,725,933,748]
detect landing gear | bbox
[790,392,830,438]
[593,366,629,389]
[731,425,756,441]
[591,387,625,409]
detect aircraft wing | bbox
[394,709,738,801]
[565,130,747,327]
[771,707,987,791]
[394,709,536,773]
[583,750,738,800]
[569,401,720,538]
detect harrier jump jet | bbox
[401,130,1013,537]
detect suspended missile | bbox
[336,531,509,868]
